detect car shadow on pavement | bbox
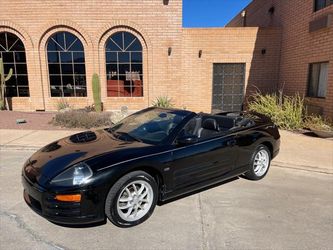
[50,219,107,228]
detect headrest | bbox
[202,118,218,131]
[219,117,235,128]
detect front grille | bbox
[44,197,81,217]
[30,195,42,213]
[24,190,42,214]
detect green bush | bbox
[152,96,174,108]
[52,110,113,129]
[248,92,304,130]
[304,115,333,132]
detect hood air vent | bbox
[69,131,97,143]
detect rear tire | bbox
[244,145,271,180]
[105,171,158,228]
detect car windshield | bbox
[106,108,189,144]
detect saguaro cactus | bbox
[92,73,102,112]
[0,58,13,110]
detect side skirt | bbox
[159,165,249,204]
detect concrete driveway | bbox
[0,150,332,250]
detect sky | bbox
[183,0,252,27]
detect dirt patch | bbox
[0,111,75,130]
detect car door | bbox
[170,124,238,191]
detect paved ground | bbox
[0,129,80,150]
[0,150,332,250]
[274,130,333,174]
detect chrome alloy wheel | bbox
[253,149,270,177]
[117,180,154,222]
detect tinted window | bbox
[107,109,188,144]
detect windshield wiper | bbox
[114,131,143,143]
[105,128,118,138]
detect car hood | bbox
[23,129,150,186]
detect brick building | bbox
[227,0,333,118]
[0,0,331,118]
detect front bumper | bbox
[22,175,105,225]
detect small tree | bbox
[92,73,102,112]
[0,58,13,110]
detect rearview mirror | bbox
[177,136,198,145]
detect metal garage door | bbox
[212,63,245,113]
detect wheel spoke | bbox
[140,190,148,199]
[119,197,131,202]
[139,203,145,210]
[134,206,139,217]
[125,187,133,198]
[125,206,134,217]
[137,185,145,195]
[119,203,133,209]
[132,184,138,194]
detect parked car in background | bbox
[22,107,280,227]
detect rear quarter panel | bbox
[234,124,280,169]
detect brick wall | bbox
[181,27,281,113]
[0,0,294,117]
[227,0,333,118]
[0,0,183,111]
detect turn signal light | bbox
[55,194,81,202]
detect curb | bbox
[0,145,40,151]
[272,161,332,175]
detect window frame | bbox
[46,32,87,98]
[105,31,143,98]
[0,32,30,97]
[307,61,329,99]
[313,0,333,12]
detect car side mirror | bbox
[177,135,198,145]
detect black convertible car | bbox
[22,107,280,227]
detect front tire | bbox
[244,145,271,180]
[105,171,158,228]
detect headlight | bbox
[50,162,93,187]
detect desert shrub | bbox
[248,92,304,130]
[56,99,71,111]
[110,111,128,124]
[52,110,113,129]
[304,115,333,132]
[152,96,174,108]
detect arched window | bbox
[0,32,29,97]
[105,32,143,97]
[47,32,86,97]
